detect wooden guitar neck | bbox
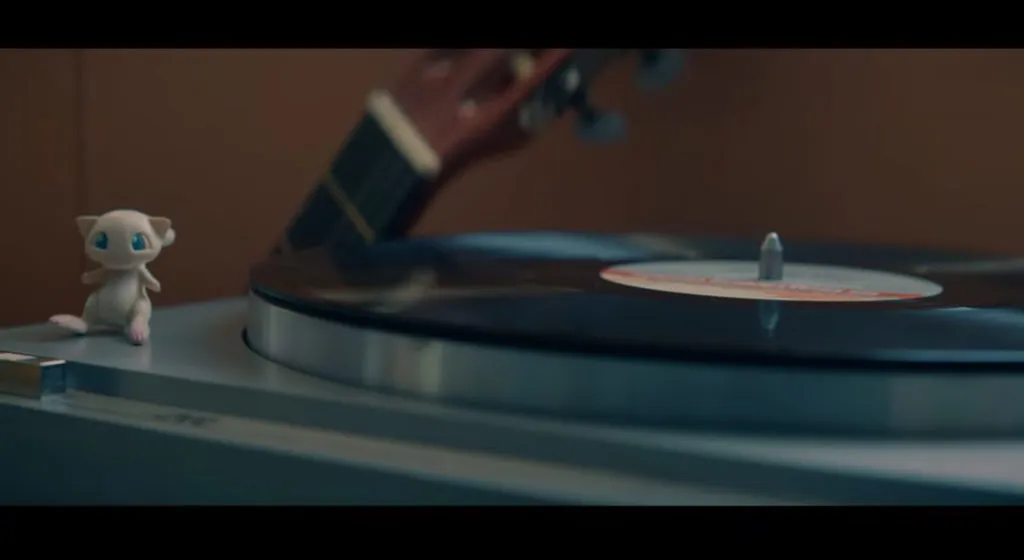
[273,49,684,258]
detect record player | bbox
[3,49,1024,505]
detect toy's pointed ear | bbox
[149,217,172,243]
[75,216,98,238]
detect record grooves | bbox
[250,231,1024,369]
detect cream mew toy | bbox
[49,210,176,345]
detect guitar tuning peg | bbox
[576,112,626,143]
[569,90,626,143]
[636,49,685,91]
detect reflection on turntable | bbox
[246,230,1024,437]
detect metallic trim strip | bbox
[0,352,66,398]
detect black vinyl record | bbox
[249,231,1024,368]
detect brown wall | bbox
[3,48,1024,326]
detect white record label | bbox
[599,260,943,302]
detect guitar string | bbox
[327,130,403,248]
[286,114,383,252]
[325,126,415,249]
[354,137,407,239]
[277,118,367,253]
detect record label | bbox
[600,260,943,302]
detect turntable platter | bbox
[245,232,1024,435]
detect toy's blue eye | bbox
[93,232,108,250]
[131,233,147,251]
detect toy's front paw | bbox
[49,314,88,334]
[126,319,150,345]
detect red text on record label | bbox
[599,261,944,303]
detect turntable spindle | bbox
[758,232,784,281]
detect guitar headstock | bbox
[369,49,684,179]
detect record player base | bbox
[0,298,1022,505]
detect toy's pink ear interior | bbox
[149,217,172,239]
[75,216,98,238]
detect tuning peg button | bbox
[569,90,626,143]
[637,49,685,91]
[575,112,626,143]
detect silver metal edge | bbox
[247,291,1024,437]
[0,391,782,505]
[0,353,66,398]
